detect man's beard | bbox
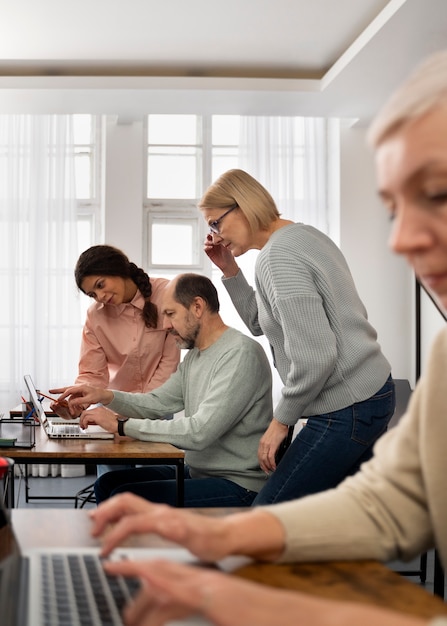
[171,318,200,350]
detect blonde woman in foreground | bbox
[84,50,447,625]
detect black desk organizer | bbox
[0,415,36,449]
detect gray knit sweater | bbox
[222,223,391,425]
[108,328,272,493]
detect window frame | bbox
[74,114,103,248]
[143,201,207,273]
[143,115,213,276]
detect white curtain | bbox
[238,116,330,232]
[0,115,82,414]
[221,116,333,287]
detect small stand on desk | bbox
[0,416,36,506]
[0,415,36,450]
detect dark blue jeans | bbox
[252,375,395,506]
[94,465,257,507]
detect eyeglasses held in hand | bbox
[208,204,238,235]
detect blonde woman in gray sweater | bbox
[200,168,393,505]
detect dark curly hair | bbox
[75,245,158,328]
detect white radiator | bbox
[15,464,86,477]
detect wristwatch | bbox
[117,417,129,437]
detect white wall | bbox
[104,117,144,266]
[338,123,415,383]
[420,290,446,373]
[338,124,447,383]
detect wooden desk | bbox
[1,423,185,507]
[12,509,447,621]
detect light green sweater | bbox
[223,223,391,425]
[108,328,272,493]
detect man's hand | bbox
[50,385,114,412]
[79,405,119,433]
[258,419,289,473]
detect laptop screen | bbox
[23,375,48,427]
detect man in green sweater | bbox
[55,273,273,507]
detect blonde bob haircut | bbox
[198,169,280,233]
[368,50,447,148]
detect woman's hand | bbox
[90,492,285,562]
[103,559,298,626]
[103,559,426,626]
[204,234,239,277]
[49,401,79,420]
[258,419,290,473]
[90,493,231,561]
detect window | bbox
[144,115,240,277]
[73,114,102,255]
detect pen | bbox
[23,405,37,422]
[21,395,30,408]
[37,391,69,408]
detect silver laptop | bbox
[0,495,213,626]
[24,375,114,440]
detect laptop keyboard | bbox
[39,553,140,626]
[50,423,84,436]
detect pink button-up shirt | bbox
[76,278,180,393]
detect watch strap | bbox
[117,418,128,437]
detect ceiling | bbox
[0,0,446,122]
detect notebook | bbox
[24,375,114,440]
[0,495,213,626]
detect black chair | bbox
[390,380,428,585]
[74,482,96,508]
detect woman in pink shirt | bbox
[73,244,180,475]
[74,245,180,394]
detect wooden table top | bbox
[0,420,184,460]
[233,559,447,620]
[12,509,447,620]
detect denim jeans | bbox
[97,464,133,476]
[94,464,257,507]
[252,375,395,506]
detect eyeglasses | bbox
[208,204,238,235]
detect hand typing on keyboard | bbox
[52,423,84,435]
[78,404,120,434]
